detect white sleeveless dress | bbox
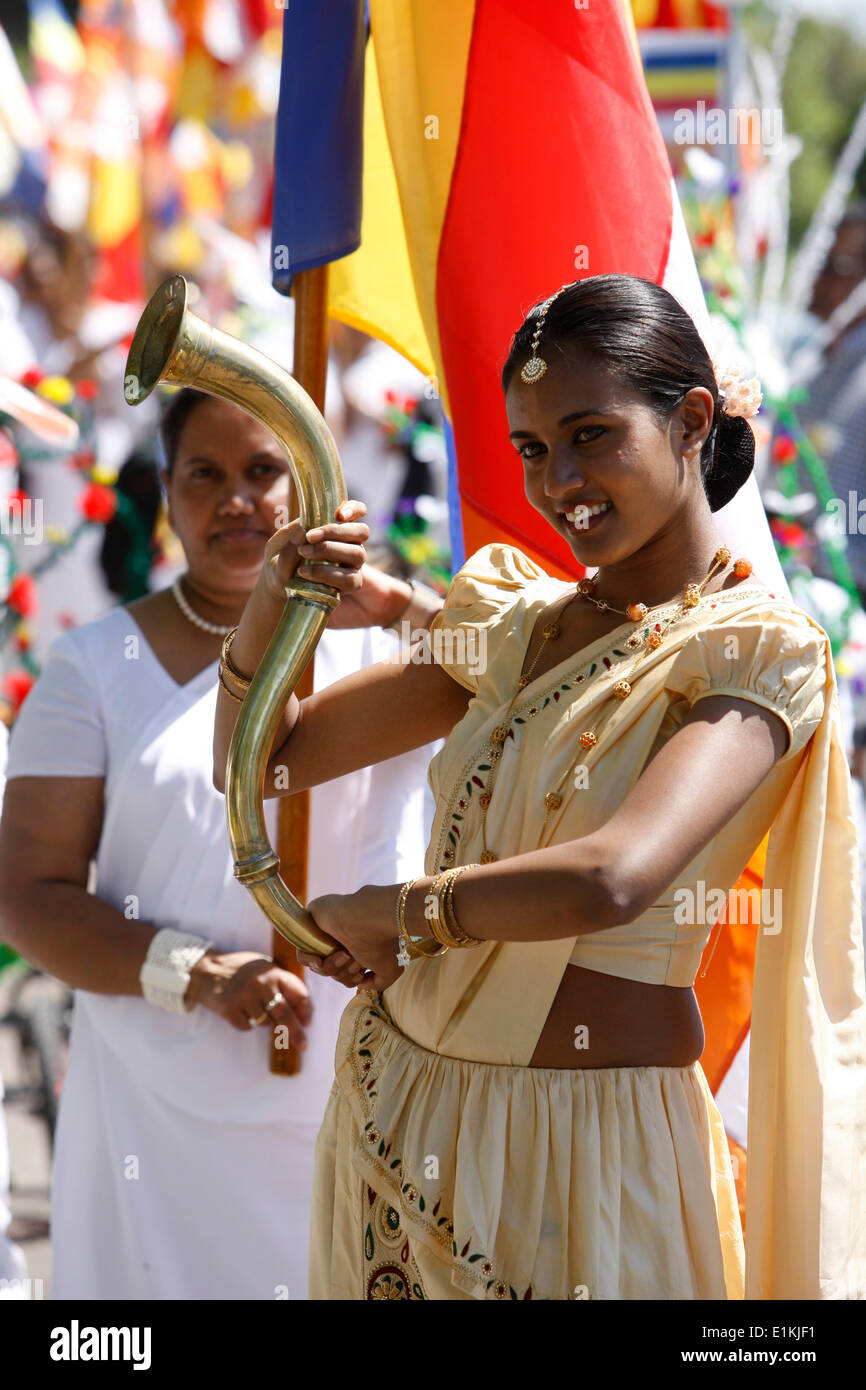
[6,609,438,1300]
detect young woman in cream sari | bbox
[214,275,866,1301]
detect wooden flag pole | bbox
[269,263,331,1076]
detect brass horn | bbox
[125,274,339,956]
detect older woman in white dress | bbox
[0,388,441,1299]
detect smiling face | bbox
[505,351,714,570]
[163,396,291,596]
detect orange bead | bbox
[733,558,752,578]
[626,602,647,622]
[715,546,732,566]
[646,630,663,649]
[579,731,598,750]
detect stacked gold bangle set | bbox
[395,864,484,966]
[218,628,250,703]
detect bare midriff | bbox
[528,963,705,1069]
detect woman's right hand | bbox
[261,500,369,605]
[186,950,313,1046]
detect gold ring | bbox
[248,1011,269,1027]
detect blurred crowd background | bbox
[0,2,864,715]
[0,2,864,732]
[0,0,454,719]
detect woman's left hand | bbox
[298,885,403,992]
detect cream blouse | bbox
[380,544,866,1298]
[386,543,826,1051]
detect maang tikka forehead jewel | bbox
[520,282,573,384]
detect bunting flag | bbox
[27,0,85,84]
[271,0,789,1228]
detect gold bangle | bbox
[429,866,482,948]
[427,902,453,950]
[395,878,417,967]
[396,878,447,961]
[218,663,245,704]
[221,627,253,689]
[444,866,483,947]
[405,877,449,958]
[427,871,459,948]
[396,878,416,933]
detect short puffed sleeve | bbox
[6,632,107,779]
[664,604,829,759]
[421,543,547,692]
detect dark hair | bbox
[99,451,163,600]
[158,387,212,474]
[501,275,754,512]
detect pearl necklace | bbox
[171,577,235,636]
[477,547,751,863]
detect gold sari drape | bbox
[309,545,866,1300]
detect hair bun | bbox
[704,410,755,512]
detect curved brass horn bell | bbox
[125,274,342,956]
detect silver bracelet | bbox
[140,928,214,1013]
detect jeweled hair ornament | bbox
[520,282,573,384]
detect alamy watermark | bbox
[3,495,43,544]
[674,100,783,150]
[674,881,782,935]
[824,491,866,535]
[392,621,487,681]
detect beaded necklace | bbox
[477,546,751,863]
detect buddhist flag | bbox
[273,0,782,585]
[271,0,787,1227]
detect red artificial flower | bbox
[56,610,77,630]
[2,670,35,710]
[79,482,117,524]
[0,433,17,469]
[695,231,716,248]
[14,627,30,652]
[771,436,798,466]
[6,573,37,617]
[7,488,30,510]
[76,378,98,401]
[770,518,808,548]
[69,450,96,472]
[19,367,45,388]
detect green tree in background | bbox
[745,3,866,248]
